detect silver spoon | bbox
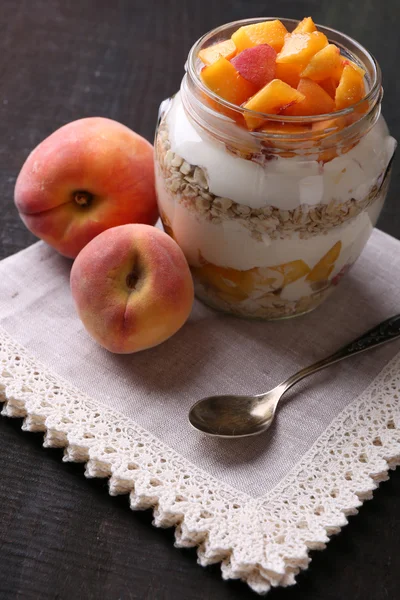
[189,314,400,438]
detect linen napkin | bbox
[0,228,399,593]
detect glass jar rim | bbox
[187,16,382,133]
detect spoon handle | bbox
[281,314,400,391]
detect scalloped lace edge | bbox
[1,325,399,594]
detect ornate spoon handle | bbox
[282,314,400,391]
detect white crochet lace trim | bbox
[0,325,399,594]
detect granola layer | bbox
[156,120,383,241]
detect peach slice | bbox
[191,262,256,301]
[301,44,343,81]
[200,56,258,106]
[311,118,346,162]
[310,117,348,163]
[312,117,347,136]
[276,31,328,66]
[306,241,342,283]
[270,260,311,285]
[260,121,311,154]
[292,17,317,34]
[335,64,365,110]
[232,20,288,53]
[275,62,302,88]
[284,78,335,116]
[198,39,237,66]
[243,79,305,129]
[261,121,311,135]
[231,44,277,88]
[341,58,366,78]
[319,77,337,98]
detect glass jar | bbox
[154,18,396,320]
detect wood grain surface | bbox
[0,1,399,598]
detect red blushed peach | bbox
[70,224,194,354]
[14,117,158,258]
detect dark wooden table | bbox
[1,1,399,598]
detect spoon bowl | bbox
[189,393,277,437]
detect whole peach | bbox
[70,224,194,353]
[14,117,158,258]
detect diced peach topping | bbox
[275,62,302,88]
[310,118,346,162]
[301,44,343,81]
[198,39,237,66]
[335,64,365,110]
[243,79,305,129]
[197,18,368,129]
[292,17,317,34]
[200,57,258,106]
[306,241,342,283]
[319,77,337,98]
[276,32,328,66]
[232,20,288,53]
[261,121,311,135]
[312,116,361,162]
[284,78,335,116]
[341,58,366,78]
[231,44,276,88]
[312,117,347,135]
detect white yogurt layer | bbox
[167,92,396,211]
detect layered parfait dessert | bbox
[155,17,396,319]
